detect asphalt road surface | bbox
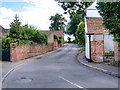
[2,44,119,89]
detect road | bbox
[2,44,118,89]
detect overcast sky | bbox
[0,0,70,30]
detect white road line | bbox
[59,76,87,90]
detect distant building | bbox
[0,25,9,37]
[43,30,64,48]
[0,25,5,37]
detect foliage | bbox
[80,47,85,53]
[58,36,62,44]
[58,38,62,44]
[53,34,62,44]
[72,39,78,44]
[2,15,48,49]
[54,34,59,40]
[32,31,48,44]
[76,22,85,45]
[59,36,62,40]
[97,2,120,42]
[67,14,84,36]
[49,13,67,30]
[9,15,22,39]
[67,37,71,43]
[56,0,93,18]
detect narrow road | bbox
[2,44,118,89]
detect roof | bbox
[43,30,64,37]
[86,0,101,18]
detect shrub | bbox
[54,34,59,40]
[58,36,62,44]
[2,35,19,49]
[58,39,62,44]
[2,25,48,49]
[32,31,48,45]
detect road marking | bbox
[59,76,87,90]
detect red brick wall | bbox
[10,43,54,62]
[114,42,120,61]
[91,41,104,62]
[54,39,58,49]
[86,18,104,34]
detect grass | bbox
[80,47,85,53]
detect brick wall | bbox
[86,17,104,34]
[91,41,104,62]
[54,39,58,49]
[114,42,120,61]
[10,43,54,62]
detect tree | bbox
[49,13,67,30]
[2,16,48,49]
[97,2,120,42]
[56,0,93,18]
[76,22,85,45]
[68,37,71,43]
[9,14,22,39]
[67,13,83,36]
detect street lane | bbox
[2,44,118,88]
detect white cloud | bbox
[0,7,15,28]
[0,0,70,30]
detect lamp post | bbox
[86,33,94,62]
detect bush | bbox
[58,39,62,44]
[2,25,48,49]
[32,31,48,45]
[2,16,48,49]
[2,34,19,49]
[54,34,59,40]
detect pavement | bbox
[77,52,120,78]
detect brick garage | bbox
[10,43,54,62]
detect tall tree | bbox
[55,0,93,18]
[9,14,21,39]
[49,13,67,30]
[67,13,83,36]
[76,22,85,45]
[97,2,120,42]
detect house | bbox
[43,30,64,48]
[0,25,4,37]
[85,1,115,62]
[0,25,9,37]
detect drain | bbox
[16,77,33,83]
